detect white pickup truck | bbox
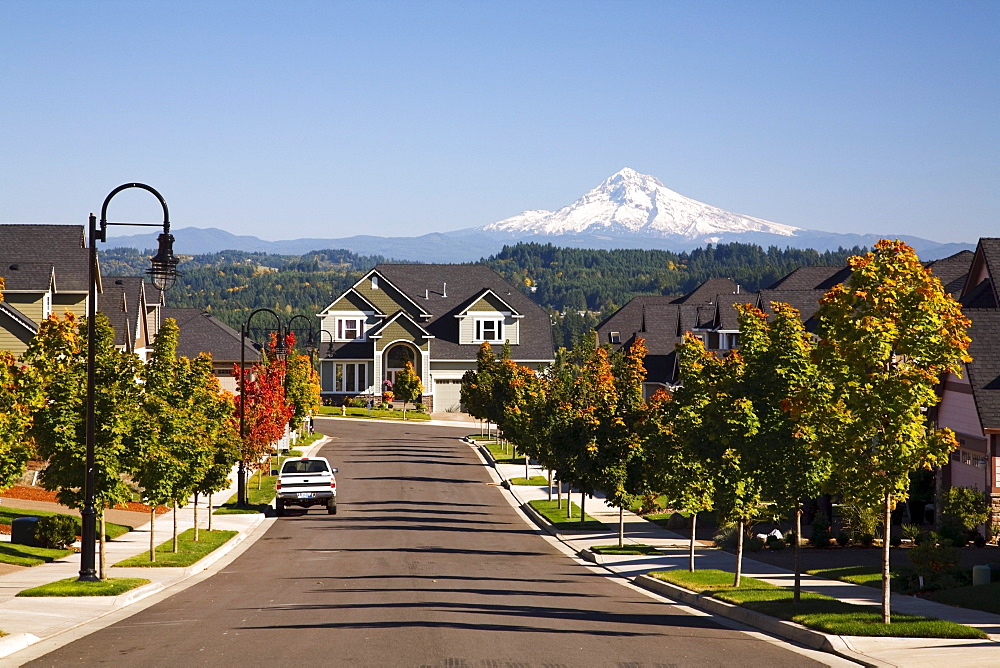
[275,456,338,516]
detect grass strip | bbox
[928,582,1000,615]
[650,569,985,639]
[0,543,74,567]
[590,544,661,556]
[527,499,604,531]
[215,469,277,514]
[114,528,238,567]
[480,440,522,465]
[807,565,906,593]
[317,406,430,421]
[0,506,131,539]
[17,577,151,597]
[509,476,549,486]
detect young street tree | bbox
[461,342,497,436]
[0,280,33,489]
[234,334,293,490]
[735,302,829,600]
[393,360,423,419]
[25,313,143,577]
[804,240,971,623]
[284,336,321,433]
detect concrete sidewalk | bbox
[0,435,330,664]
[474,439,1000,668]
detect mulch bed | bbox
[1,486,169,514]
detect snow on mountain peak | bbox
[481,168,800,240]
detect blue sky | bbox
[2,1,997,244]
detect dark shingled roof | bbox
[925,250,973,298]
[372,264,554,361]
[0,225,89,292]
[672,278,739,304]
[963,309,1000,430]
[766,266,850,291]
[161,308,259,363]
[101,276,146,348]
[0,262,55,292]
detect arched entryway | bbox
[383,342,420,387]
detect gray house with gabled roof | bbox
[161,308,260,393]
[317,264,554,411]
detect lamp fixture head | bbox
[147,232,181,291]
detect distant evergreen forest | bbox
[102,241,865,349]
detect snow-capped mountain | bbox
[481,167,800,241]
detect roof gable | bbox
[456,289,522,317]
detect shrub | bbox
[766,535,786,550]
[783,530,798,546]
[973,532,987,548]
[858,533,876,548]
[414,402,426,413]
[939,487,989,532]
[901,523,922,541]
[666,512,689,530]
[746,535,765,552]
[809,510,832,548]
[35,515,80,549]
[890,534,903,548]
[841,501,881,544]
[908,535,961,590]
[713,524,738,550]
[938,515,969,548]
[836,530,850,547]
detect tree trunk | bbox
[689,511,698,572]
[580,492,586,525]
[547,470,553,502]
[173,500,179,553]
[734,520,744,587]
[618,506,625,548]
[557,478,562,509]
[208,493,213,532]
[524,455,529,481]
[794,508,802,603]
[99,513,107,580]
[567,484,572,519]
[149,508,156,563]
[194,492,200,542]
[882,492,892,624]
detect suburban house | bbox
[317,264,555,411]
[102,276,163,361]
[161,308,260,393]
[934,239,1000,530]
[0,224,90,356]
[594,278,740,398]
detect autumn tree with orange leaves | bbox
[802,239,971,624]
[234,334,293,488]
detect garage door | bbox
[434,379,464,412]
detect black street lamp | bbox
[285,314,316,359]
[238,308,287,506]
[81,183,180,582]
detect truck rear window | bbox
[281,460,329,474]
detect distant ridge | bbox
[103,168,973,262]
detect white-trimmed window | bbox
[609,331,621,344]
[336,317,366,342]
[334,362,368,393]
[475,318,502,342]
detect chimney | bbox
[443,282,447,298]
[425,289,429,299]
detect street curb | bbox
[632,574,888,668]
[0,633,40,657]
[179,514,266,577]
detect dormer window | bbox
[609,331,621,344]
[475,318,502,342]
[371,275,379,290]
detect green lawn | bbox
[928,582,1000,615]
[0,543,74,567]
[0,506,132,540]
[509,476,549,486]
[317,406,430,421]
[215,469,277,514]
[114,528,238,567]
[807,565,907,592]
[17,577,151,597]
[479,440,523,465]
[527,499,605,531]
[650,569,985,639]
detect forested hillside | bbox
[102,241,865,347]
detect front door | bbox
[384,344,417,389]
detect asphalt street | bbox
[26,420,832,667]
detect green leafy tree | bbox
[0,350,33,490]
[24,313,142,578]
[461,342,497,435]
[736,302,830,600]
[673,333,760,586]
[645,387,715,571]
[803,239,971,623]
[284,339,320,434]
[393,360,423,420]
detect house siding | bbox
[355,278,420,318]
